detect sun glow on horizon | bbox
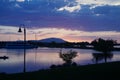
[0,26,120,43]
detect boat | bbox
[0,56,9,60]
[5,41,38,49]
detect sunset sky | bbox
[0,0,120,42]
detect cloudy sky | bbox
[0,0,120,42]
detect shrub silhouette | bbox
[59,50,77,65]
[91,38,116,53]
[50,50,77,69]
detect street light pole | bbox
[23,27,26,73]
[18,24,26,73]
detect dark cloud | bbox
[0,0,120,31]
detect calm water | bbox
[0,48,120,74]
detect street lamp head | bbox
[18,27,22,33]
[18,24,25,33]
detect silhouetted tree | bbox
[91,38,116,53]
[59,50,77,66]
[50,50,77,69]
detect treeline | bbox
[28,41,90,48]
[0,41,7,48]
[0,41,90,49]
[0,38,119,49]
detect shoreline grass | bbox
[1,61,120,80]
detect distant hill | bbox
[38,38,67,43]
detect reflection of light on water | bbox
[26,52,63,64]
[73,52,93,65]
[111,51,120,61]
[114,45,120,48]
[0,48,120,73]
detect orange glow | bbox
[0,26,120,42]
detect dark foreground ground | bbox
[0,61,120,80]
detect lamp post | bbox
[18,24,26,73]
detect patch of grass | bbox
[1,61,120,80]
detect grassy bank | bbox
[0,61,120,80]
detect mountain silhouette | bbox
[38,38,67,43]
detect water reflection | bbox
[92,53,113,63]
[0,48,120,74]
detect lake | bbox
[0,48,120,74]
